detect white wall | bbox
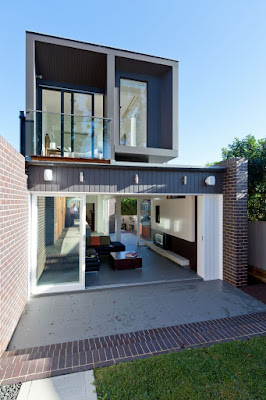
[151,197,195,242]
[95,196,109,235]
[248,221,266,271]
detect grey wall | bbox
[27,164,223,195]
[37,197,56,280]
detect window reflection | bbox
[120,79,147,147]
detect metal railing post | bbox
[19,111,25,156]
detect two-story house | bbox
[21,32,248,295]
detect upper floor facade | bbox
[22,32,179,164]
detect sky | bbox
[0,0,265,166]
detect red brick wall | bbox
[219,158,248,287]
[0,136,28,356]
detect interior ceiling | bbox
[116,56,171,76]
[35,42,107,89]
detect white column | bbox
[137,198,141,246]
[131,117,136,146]
[115,197,121,242]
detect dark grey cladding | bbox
[27,163,223,194]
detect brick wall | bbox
[0,136,28,356]
[219,158,248,287]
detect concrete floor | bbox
[85,246,199,288]
[8,280,265,350]
[86,231,198,288]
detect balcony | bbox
[21,110,111,162]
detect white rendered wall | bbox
[248,221,266,271]
[197,195,223,281]
[151,197,195,242]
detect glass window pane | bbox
[37,196,81,287]
[64,92,72,152]
[120,79,147,147]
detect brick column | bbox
[219,158,248,287]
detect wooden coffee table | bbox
[110,251,142,270]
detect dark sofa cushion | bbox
[90,236,101,246]
[111,241,126,252]
[100,236,111,245]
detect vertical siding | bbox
[27,164,224,194]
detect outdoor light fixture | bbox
[44,169,53,181]
[205,176,216,185]
[80,172,84,183]
[135,174,139,184]
[183,176,187,185]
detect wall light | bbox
[183,176,187,185]
[44,169,53,182]
[135,174,139,184]
[80,172,84,183]
[205,176,216,186]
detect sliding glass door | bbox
[31,194,86,294]
[40,88,104,158]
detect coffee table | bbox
[110,251,142,270]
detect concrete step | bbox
[146,243,190,267]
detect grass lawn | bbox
[94,337,266,400]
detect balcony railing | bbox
[21,110,111,160]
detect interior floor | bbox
[85,232,199,288]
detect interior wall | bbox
[151,197,195,242]
[86,195,97,231]
[55,197,66,240]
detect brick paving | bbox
[0,311,265,386]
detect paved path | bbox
[17,371,97,400]
[8,280,265,350]
[1,311,265,386]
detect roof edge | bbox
[26,31,179,64]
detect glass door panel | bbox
[64,92,72,155]
[42,89,61,156]
[140,199,151,241]
[73,93,92,157]
[36,196,84,292]
[94,94,104,158]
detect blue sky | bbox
[0,0,265,165]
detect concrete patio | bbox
[8,280,265,350]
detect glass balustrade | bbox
[24,110,111,160]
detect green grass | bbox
[94,337,266,400]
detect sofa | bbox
[87,235,125,255]
[85,236,125,272]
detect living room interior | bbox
[34,193,201,292]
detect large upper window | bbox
[120,79,147,147]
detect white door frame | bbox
[197,194,223,281]
[30,193,86,295]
